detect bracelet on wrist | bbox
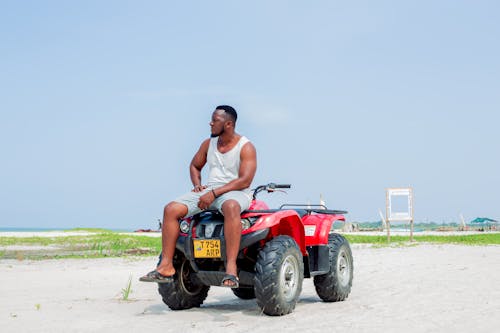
[211,189,218,198]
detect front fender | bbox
[246,210,306,255]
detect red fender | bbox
[244,210,306,255]
[302,214,345,246]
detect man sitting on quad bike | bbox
[140,105,257,288]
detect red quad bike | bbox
[157,183,353,316]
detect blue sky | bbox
[1,1,499,229]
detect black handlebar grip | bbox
[274,184,291,189]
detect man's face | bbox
[210,110,226,138]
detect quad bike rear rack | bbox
[243,205,347,216]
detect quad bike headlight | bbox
[241,217,259,230]
[179,220,190,234]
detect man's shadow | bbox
[139,294,323,318]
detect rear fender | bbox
[302,214,345,246]
[246,210,306,255]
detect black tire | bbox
[232,287,256,299]
[314,233,353,302]
[254,235,304,316]
[157,256,210,310]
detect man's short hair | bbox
[216,105,237,123]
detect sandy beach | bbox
[1,243,499,333]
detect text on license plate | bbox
[193,239,221,258]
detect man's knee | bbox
[222,200,241,216]
[164,202,187,219]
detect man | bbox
[140,105,257,288]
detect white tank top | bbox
[206,136,250,188]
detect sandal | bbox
[139,270,174,283]
[221,274,239,288]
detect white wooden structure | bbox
[385,187,414,241]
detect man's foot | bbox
[221,274,239,288]
[139,270,174,283]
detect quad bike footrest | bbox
[195,270,254,287]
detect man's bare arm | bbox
[190,139,210,191]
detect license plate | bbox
[193,239,221,258]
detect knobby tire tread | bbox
[314,233,353,302]
[254,235,304,316]
[157,254,210,310]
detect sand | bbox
[1,244,499,333]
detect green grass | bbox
[121,275,133,301]
[0,232,162,259]
[1,231,498,260]
[343,233,500,245]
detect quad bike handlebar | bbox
[252,183,291,200]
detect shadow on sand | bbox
[140,294,324,317]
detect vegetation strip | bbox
[1,231,498,260]
[0,232,162,259]
[344,233,500,245]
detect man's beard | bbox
[210,127,224,138]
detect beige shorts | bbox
[173,188,252,217]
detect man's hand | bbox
[197,191,215,210]
[192,185,207,192]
